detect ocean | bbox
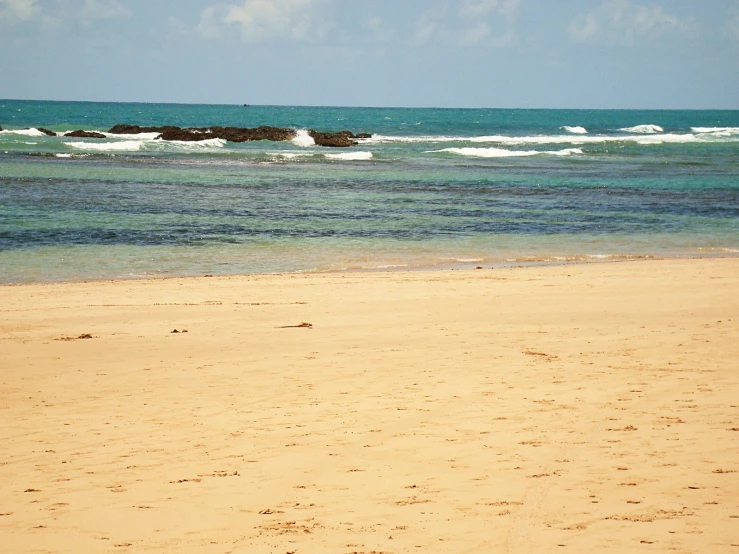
[1,100,737,283]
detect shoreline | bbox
[2,257,738,552]
[2,250,738,287]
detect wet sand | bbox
[1,259,738,553]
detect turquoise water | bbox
[1,100,738,282]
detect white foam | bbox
[692,127,739,135]
[291,129,315,147]
[157,138,226,149]
[0,128,46,137]
[631,133,697,145]
[104,132,161,140]
[432,147,582,158]
[270,151,312,159]
[64,140,144,151]
[562,126,588,134]
[549,147,584,156]
[324,151,373,161]
[619,124,663,134]
[63,137,226,152]
[338,131,739,148]
[435,147,539,158]
[363,134,460,144]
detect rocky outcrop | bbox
[155,128,211,141]
[107,124,371,147]
[38,128,57,136]
[308,130,357,147]
[64,130,106,139]
[156,126,297,143]
[108,124,181,135]
[212,126,297,142]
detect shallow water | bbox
[1,100,738,282]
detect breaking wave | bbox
[63,137,227,152]
[104,131,161,140]
[619,124,663,134]
[154,138,227,149]
[291,129,315,147]
[64,140,145,151]
[368,131,736,147]
[562,126,588,134]
[692,127,739,137]
[325,151,373,161]
[432,147,583,158]
[0,128,46,137]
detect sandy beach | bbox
[1,258,738,553]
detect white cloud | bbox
[363,16,392,43]
[569,0,689,44]
[413,11,442,45]
[414,0,520,46]
[460,22,491,45]
[1,0,128,25]
[198,0,328,43]
[80,0,129,21]
[461,0,521,18]
[0,0,40,20]
[196,5,228,39]
[569,12,599,42]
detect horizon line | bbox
[2,98,738,111]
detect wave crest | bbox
[63,137,227,152]
[64,140,144,151]
[692,127,739,137]
[432,147,582,158]
[619,124,663,134]
[325,151,373,161]
[0,128,46,137]
[291,129,315,147]
[562,126,588,134]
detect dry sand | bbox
[1,258,738,553]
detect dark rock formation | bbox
[157,126,298,143]
[0,125,3,131]
[355,133,372,139]
[212,126,297,142]
[37,128,57,136]
[155,128,209,141]
[308,130,358,147]
[107,123,370,146]
[64,130,106,139]
[108,124,180,134]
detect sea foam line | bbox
[0,128,46,137]
[324,151,373,161]
[368,132,735,146]
[692,127,739,136]
[104,131,161,140]
[431,147,583,158]
[64,140,145,151]
[63,137,227,152]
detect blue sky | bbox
[1,0,738,108]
